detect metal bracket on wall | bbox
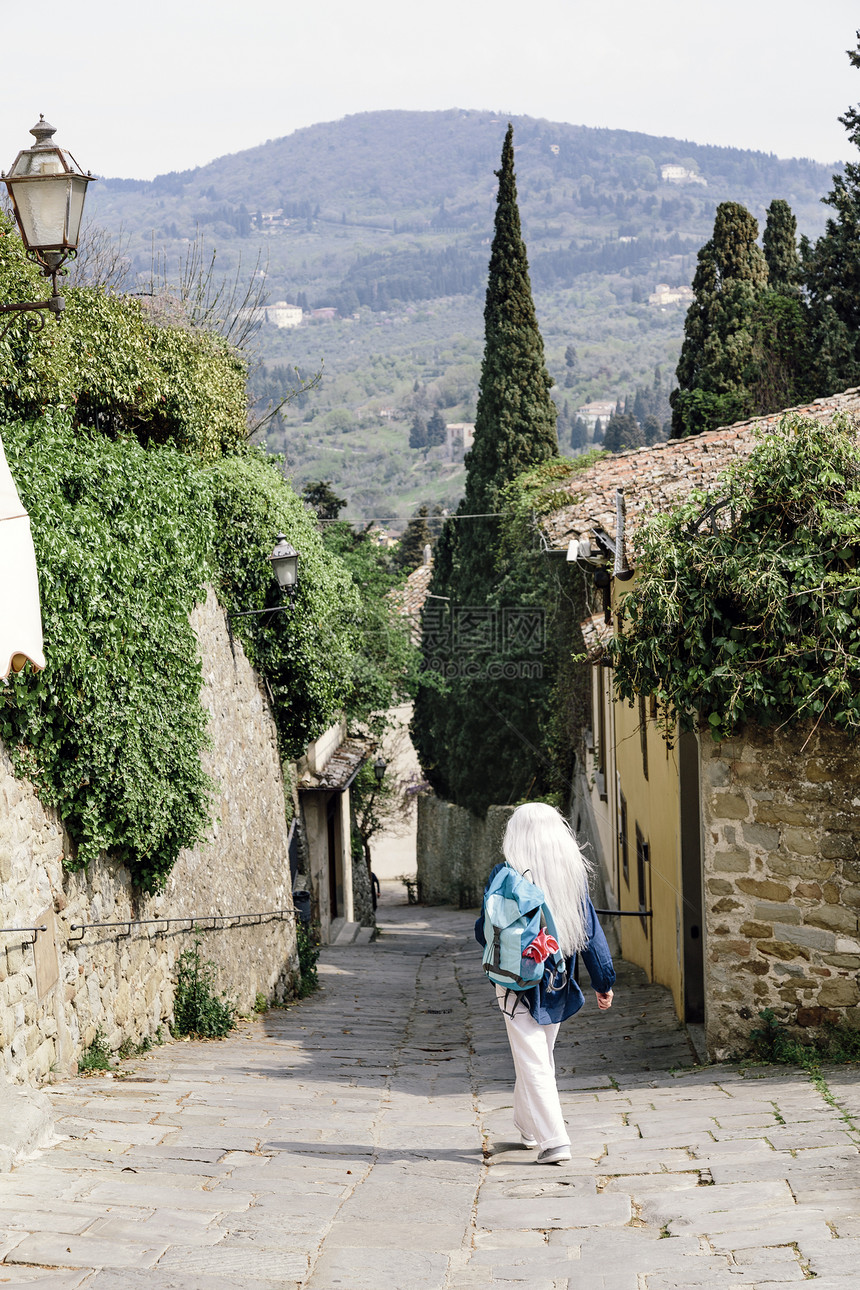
[67,908,294,944]
[0,924,48,946]
[594,909,653,918]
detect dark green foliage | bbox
[413,127,564,814]
[301,479,346,520]
[802,34,860,393]
[0,416,362,891]
[426,409,446,447]
[610,415,860,742]
[78,1027,112,1073]
[0,413,214,892]
[462,125,558,524]
[762,199,802,292]
[209,454,361,759]
[296,920,321,997]
[409,415,427,450]
[603,412,644,453]
[395,506,434,572]
[748,289,812,414]
[670,203,767,438]
[172,938,236,1038]
[748,1008,860,1068]
[0,215,247,459]
[413,456,602,815]
[317,520,422,739]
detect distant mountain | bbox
[86,111,838,521]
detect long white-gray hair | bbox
[502,802,592,957]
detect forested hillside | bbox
[88,110,838,522]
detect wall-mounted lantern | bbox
[373,754,387,785]
[268,535,299,593]
[231,536,301,621]
[568,488,634,625]
[1,116,95,333]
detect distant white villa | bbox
[648,283,695,307]
[237,301,303,329]
[264,302,303,329]
[445,422,475,461]
[575,401,616,432]
[660,163,707,186]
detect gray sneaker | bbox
[537,1145,571,1165]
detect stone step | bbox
[0,1077,54,1173]
[332,919,361,945]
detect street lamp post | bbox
[1,116,95,331]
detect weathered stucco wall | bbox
[416,794,515,907]
[702,725,860,1058]
[0,589,298,1085]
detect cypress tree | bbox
[462,124,557,521]
[670,202,767,437]
[803,33,860,392]
[395,506,433,573]
[749,199,813,413]
[763,199,801,292]
[412,124,559,814]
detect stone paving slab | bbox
[0,892,858,1287]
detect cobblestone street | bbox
[1,892,859,1289]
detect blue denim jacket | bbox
[474,863,616,1025]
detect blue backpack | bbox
[481,865,568,994]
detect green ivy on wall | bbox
[1,412,215,891]
[609,414,860,742]
[0,216,247,458]
[1,414,361,892]
[208,450,361,759]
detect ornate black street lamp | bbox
[230,536,301,620]
[373,754,387,785]
[268,535,299,593]
[1,116,95,330]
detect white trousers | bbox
[496,987,570,1151]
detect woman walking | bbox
[475,803,615,1165]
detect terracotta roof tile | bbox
[390,560,434,642]
[543,388,860,550]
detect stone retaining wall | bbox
[0,589,298,1085]
[416,794,515,907]
[702,725,860,1058]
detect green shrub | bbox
[0,418,362,892]
[0,413,215,891]
[172,938,236,1038]
[0,214,247,458]
[78,1027,112,1072]
[296,921,321,998]
[748,1008,860,1068]
[611,415,860,741]
[208,451,361,758]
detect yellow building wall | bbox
[580,595,686,1021]
[613,693,684,1019]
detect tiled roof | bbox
[543,388,860,551]
[390,560,434,643]
[580,613,614,662]
[297,739,368,793]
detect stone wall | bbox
[702,725,860,1058]
[0,589,298,1085]
[416,794,515,907]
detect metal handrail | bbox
[68,908,294,942]
[0,924,48,947]
[594,908,653,918]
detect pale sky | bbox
[0,1,857,180]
